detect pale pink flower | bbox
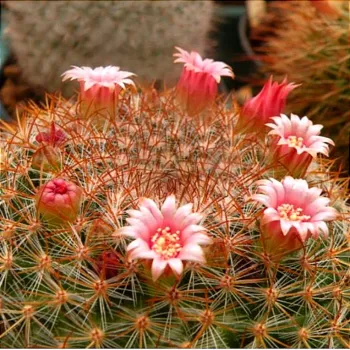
[267,114,334,177]
[121,195,212,281]
[36,178,83,225]
[174,47,234,116]
[236,76,298,134]
[253,176,338,259]
[61,66,135,117]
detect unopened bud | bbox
[36,178,83,225]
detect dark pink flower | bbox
[174,47,234,116]
[236,76,298,134]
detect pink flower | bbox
[267,114,334,177]
[174,47,234,116]
[61,66,135,117]
[36,178,83,225]
[253,176,338,260]
[236,76,298,134]
[121,195,212,281]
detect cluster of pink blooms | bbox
[33,47,339,279]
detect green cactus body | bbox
[0,87,349,348]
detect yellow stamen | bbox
[151,227,182,259]
[287,135,304,148]
[278,204,310,221]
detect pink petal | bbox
[161,195,177,218]
[130,249,157,260]
[173,203,193,223]
[140,198,163,222]
[180,213,203,228]
[183,233,212,246]
[181,224,206,241]
[119,226,136,238]
[280,220,292,236]
[296,223,309,242]
[126,238,144,252]
[151,258,168,281]
[139,206,159,230]
[311,208,338,222]
[316,221,329,237]
[261,208,280,225]
[168,258,184,276]
[178,245,205,262]
[252,194,273,208]
[304,197,331,215]
[125,218,151,241]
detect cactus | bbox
[0,60,349,347]
[252,0,350,165]
[3,0,213,95]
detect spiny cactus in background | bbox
[3,0,213,95]
[252,0,349,166]
[0,52,349,348]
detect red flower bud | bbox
[36,178,83,225]
[236,77,298,134]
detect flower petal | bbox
[168,258,184,277]
[151,258,168,281]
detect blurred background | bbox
[0,0,348,171]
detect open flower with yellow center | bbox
[267,114,334,177]
[253,176,338,260]
[121,195,212,281]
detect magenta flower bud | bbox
[236,77,298,134]
[35,123,66,147]
[36,178,83,225]
[174,47,234,116]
